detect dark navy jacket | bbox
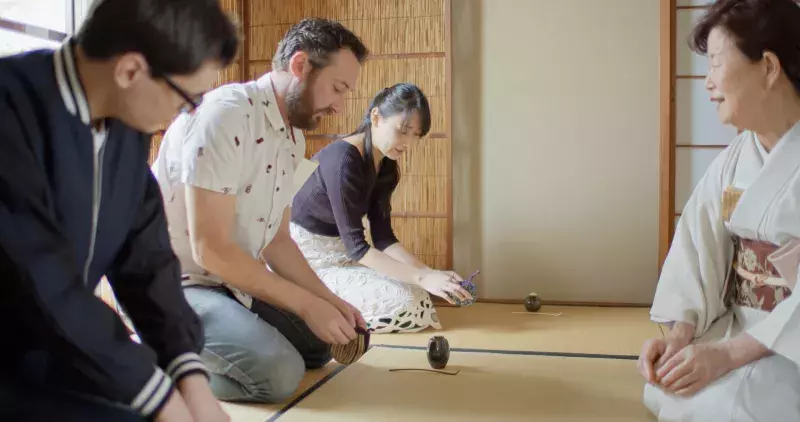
[0,40,206,418]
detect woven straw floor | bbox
[221,303,660,421]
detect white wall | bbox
[73,0,96,29]
[452,0,661,304]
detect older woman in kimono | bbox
[638,0,800,420]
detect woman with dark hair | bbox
[291,83,472,333]
[638,0,800,419]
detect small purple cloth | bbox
[450,270,479,307]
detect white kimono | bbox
[645,121,800,421]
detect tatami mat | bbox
[222,304,660,421]
[271,345,654,421]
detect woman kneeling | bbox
[639,0,800,420]
[290,83,472,333]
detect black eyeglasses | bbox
[163,76,204,113]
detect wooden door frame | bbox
[445,0,454,269]
[239,0,250,82]
[658,0,676,274]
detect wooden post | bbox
[239,0,250,83]
[658,0,676,274]
[445,0,454,270]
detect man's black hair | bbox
[76,0,240,76]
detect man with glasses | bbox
[163,75,205,114]
[151,18,369,404]
[0,0,238,421]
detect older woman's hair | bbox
[690,0,800,94]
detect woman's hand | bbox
[418,270,472,304]
[441,270,464,282]
[655,332,773,397]
[637,322,694,384]
[655,342,734,397]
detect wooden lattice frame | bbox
[659,1,727,272]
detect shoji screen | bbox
[659,0,738,269]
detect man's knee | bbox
[251,347,306,402]
[187,290,310,403]
[206,344,306,403]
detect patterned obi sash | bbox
[725,237,792,312]
[722,185,793,312]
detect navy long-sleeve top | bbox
[291,140,400,260]
[0,40,206,419]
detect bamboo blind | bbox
[249,0,443,25]
[148,0,451,270]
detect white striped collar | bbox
[53,37,92,126]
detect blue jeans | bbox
[184,286,331,403]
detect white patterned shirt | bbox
[152,73,305,308]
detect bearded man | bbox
[151,18,369,404]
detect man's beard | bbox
[286,76,328,130]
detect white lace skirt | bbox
[289,222,442,333]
